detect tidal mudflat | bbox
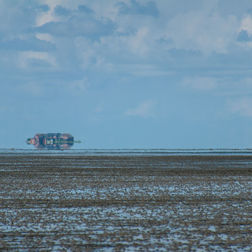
[0,152,251,251]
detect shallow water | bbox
[2,148,252,156]
[0,150,251,251]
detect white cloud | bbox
[240,15,252,35]
[86,0,119,21]
[18,51,57,68]
[1,0,252,78]
[67,78,89,95]
[183,77,218,91]
[27,0,249,76]
[127,27,150,55]
[229,98,252,117]
[36,11,57,27]
[165,11,239,54]
[125,100,155,118]
[36,0,62,26]
[36,33,54,43]
[74,37,114,71]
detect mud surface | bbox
[0,154,252,251]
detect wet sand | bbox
[0,154,252,251]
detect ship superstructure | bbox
[26,133,75,150]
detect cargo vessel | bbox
[26,133,77,150]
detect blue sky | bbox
[1,0,252,149]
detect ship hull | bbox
[27,133,74,150]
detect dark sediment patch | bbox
[0,155,251,250]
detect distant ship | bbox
[26,133,79,150]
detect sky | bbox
[1,0,252,149]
